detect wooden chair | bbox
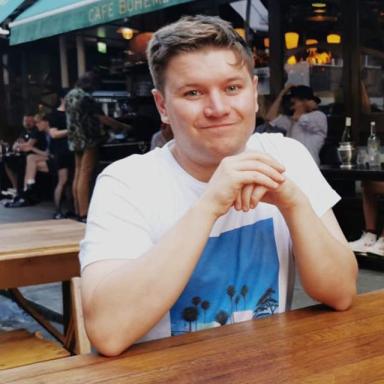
[0,277,91,370]
[0,329,70,370]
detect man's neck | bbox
[170,144,217,183]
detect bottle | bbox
[367,121,380,167]
[341,116,352,142]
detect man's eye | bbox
[184,90,201,97]
[226,85,241,93]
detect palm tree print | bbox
[192,296,201,307]
[182,306,198,332]
[215,310,229,326]
[234,295,241,312]
[201,300,210,323]
[254,288,278,318]
[240,285,249,310]
[226,285,236,323]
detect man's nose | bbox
[203,91,230,118]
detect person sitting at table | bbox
[349,181,384,256]
[79,15,357,356]
[265,84,327,166]
[1,114,37,198]
[4,114,48,207]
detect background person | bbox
[80,15,357,356]
[349,181,384,256]
[265,84,327,165]
[65,72,132,222]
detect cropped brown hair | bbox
[147,15,254,92]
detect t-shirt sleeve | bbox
[276,137,340,217]
[270,115,292,134]
[79,171,154,271]
[297,111,327,135]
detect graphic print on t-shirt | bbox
[170,218,279,335]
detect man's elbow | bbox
[84,313,137,357]
[330,282,357,312]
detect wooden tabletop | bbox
[0,219,85,288]
[2,290,384,383]
[0,219,85,260]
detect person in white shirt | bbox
[80,15,357,356]
[266,84,327,165]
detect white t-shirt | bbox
[270,111,327,165]
[80,133,340,342]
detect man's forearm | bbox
[85,199,217,355]
[280,200,357,310]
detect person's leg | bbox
[76,147,98,218]
[72,153,82,216]
[24,154,48,189]
[54,168,69,213]
[362,181,384,234]
[4,163,17,190]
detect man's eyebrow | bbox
[175,77,247,92]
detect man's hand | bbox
[199,152,286,219]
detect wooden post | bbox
[268,0,284,97]
[342,0,360,143]
[76,34,86,77]
[59,36,69,88]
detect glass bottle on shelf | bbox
[367,121,380,168]
[341,116,352,142]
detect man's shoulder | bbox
[101,148,166,185]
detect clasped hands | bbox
[201,151,305,219]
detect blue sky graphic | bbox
[171,218,279,334]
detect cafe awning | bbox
[0,0,25,25]
[9,0,195,45]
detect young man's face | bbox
[153,48,258,167]
[23,116,35,130]
[36,119,49,132]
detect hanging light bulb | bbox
[117,27,134,40]
[287,55,297,65]
[305,39,318,46]
[234,28,246,39]
[327,33,341,44]
[285,32,299,49]
[263,37,270,48]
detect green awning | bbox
[0,0,25,25]
[9,0,195,45]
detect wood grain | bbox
[2,290,384,383]
[0,330,69,370]
[0,219,84,288]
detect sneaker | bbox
[349,232,377,254]
[366,237,384,257]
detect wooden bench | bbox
[0,329,70,370]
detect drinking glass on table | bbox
[356,148,367,168]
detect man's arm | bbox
[268,185,357,311]
[265,83,293,122]
[49,128,67,139]
[81,152,285,356]
[97,115,133,133]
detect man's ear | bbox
[253,75,259,113]
[152,89,170,124]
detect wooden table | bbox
[0,219,85,352]
[2,290,384,383]
[320,165,384,182]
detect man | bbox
[65,72,131,222]
[80,16,357,356]
[266,84,327,165]
[3,114,48,207]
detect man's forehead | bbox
[164,50,250,88]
